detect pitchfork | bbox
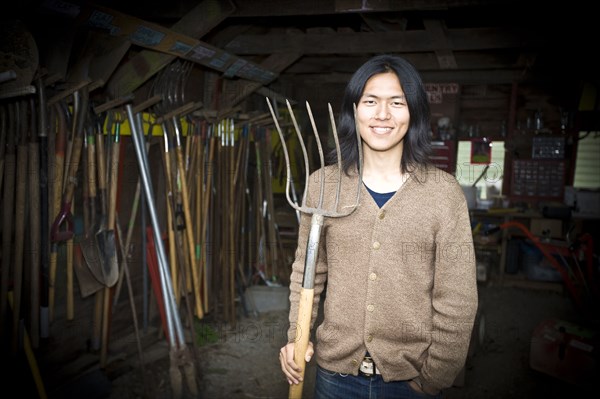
[266,98,363,399]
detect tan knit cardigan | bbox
[287,165,478,393]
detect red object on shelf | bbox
[530,318,597,388]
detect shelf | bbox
[469,208,569,290]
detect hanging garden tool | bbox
[96,111,120,287]
[100,110,122,367]
[43,101,66,336]
[50,84,89,321]
[32,76,49,348]
[160,120,185,306]
[80,108,119,288]
[266,98,363,399]
[110,95,161,312]
[75,114,104,297]
[170,112,204,319]
[151,58,204,318]
[12,99,31,353]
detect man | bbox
[279,54,478,398]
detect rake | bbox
[266,98,363,399]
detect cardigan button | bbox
[379,211,386,219]
[369,273,377,281]
[366,334,373,342]
[352,359,359,366]
[372,241,381,250]
[367,304,375,312]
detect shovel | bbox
[95,115,120,287]
[79,116,108,286]
[81,113,119,287]
[99,113,121,367]
[75,122,104,297]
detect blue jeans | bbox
[314,365,444,399]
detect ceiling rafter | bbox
[224,27,541,55]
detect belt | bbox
[358,357,381,377]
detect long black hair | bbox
[331,54,432,175]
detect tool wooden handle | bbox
[96,130,107,193]
[28,141,41,348]
[64,136,84,203]
[166,194,178,304]
[289,287,314,399]
[52,155,64,218]
[176,146,203,318]
[161,148,180,303]
[13,144,28,351]
[107,139,120,230]
[87,134,97,198]
[49,250,57,322]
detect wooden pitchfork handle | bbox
[289,213,324,399]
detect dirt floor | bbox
[94,280,597,399]
[21,280,595,399]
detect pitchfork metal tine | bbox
[328,103,343,213]
[284,99,310,209]
[305,101,326,209]
[266,97,362,218]
[267,98,295,210]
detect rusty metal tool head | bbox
[266,98,363,218]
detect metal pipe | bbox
[126,104,176,347]
[126,104,186,347]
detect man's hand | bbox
[408,379,425,393]
[279,341,314,385]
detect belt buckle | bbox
[359,357,375,377]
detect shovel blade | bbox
[80,234,107,285]
[74,239,104,297]
[96,229,119,287]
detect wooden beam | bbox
[229,0,509,16]
[225,27,540,55]
[220,53,302,109]
[106,0,235,96]
[360,13,408,32]
[285,68,526,85]
[256,87,297,106]
[423,19,457,69]
[285,52,522,74]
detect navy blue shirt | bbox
[364,184,396,208]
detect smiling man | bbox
[279,54,478,399]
